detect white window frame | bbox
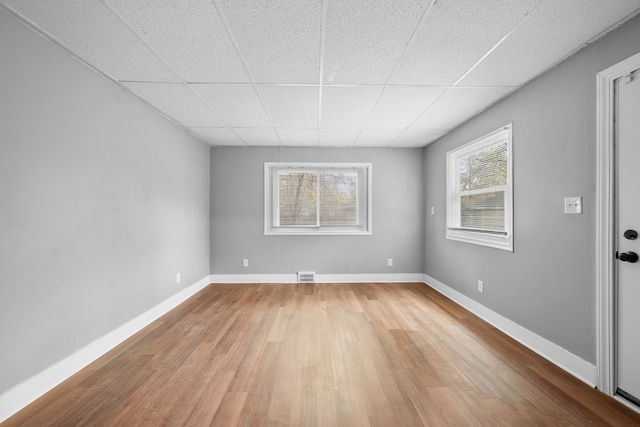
[446,124,513,251]
[264,162,372,236]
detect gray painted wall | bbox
[3,0,639,402]
[0,10,210,395]
[211,147,425,275]
[424,14,640,363]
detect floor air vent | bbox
[297,271,316,283]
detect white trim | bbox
[0,275,211,423]
[211,274,298,283]
[210,273,425,284]
[446,124,513,251]
[1,271,603,422]
[423,273,597,386]
[595,51,640,397]
[317,273,424,283]
[264,162,373,236]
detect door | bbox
[615,67,640,406]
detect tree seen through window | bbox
[278,171,357,227]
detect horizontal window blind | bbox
[278,172,318,226]
[319,171,358,226]
[446,124,513,251]
[458,141,508,232]
[460,191,505,231]
[459,142,508,192]
[265,162,372,236]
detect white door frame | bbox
[596,51,640,396]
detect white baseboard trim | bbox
[210,273,425,284]
[210,274,298,283]
[0,275,211,423]
[318,273,425,283]
[2,273,598,423]
[422,273,597,387]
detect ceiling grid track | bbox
[402,0,546,136]
[0,1,213,146]
[317,0,329,146]
[451,0,546,89]
[4,0,640,147]
[98,0,238,145]
[210,0,283,146]
[351,0,439,147]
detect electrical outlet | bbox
[478,280,484,293]
[387,258,393,267]
[242,259,249,267]
[176,273,181,284]
[431,206,435,215]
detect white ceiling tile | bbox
[459,0,640,87]
[390,0,539,85]
[123,83,224,127]
[257,85,319,128]
[321,86,383,129]
[215,0,321,84]
[277,129,318,146]
[323,0,429,84]
[189,127,245,146]
[107,0,249,83]
[6,0,638,148]
[3,0,177,82]
[318,129,361,146]
[410,87,513,130]
[363,85,447,130]
[233,128,281,146]
[190,84,272,127]
[392,129,449,147]
[355,129,404,147]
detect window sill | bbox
[265,228,372,236]
[446,229,513,251]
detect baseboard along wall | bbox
[0,275,211,423]
[422,273,597,386]
[209,273,426,284]
[0,272,596,423]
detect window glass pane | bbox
[460,191,505,231]
[278,172,317,226]
[459,142,508,191]
[445,124,512,250]
[266,162,371,235]
[320,172,358,225]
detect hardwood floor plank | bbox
[236,341,282,425]
[209,391,248,427]
[4,283,640,426]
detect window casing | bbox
[446,124,513,251]
[264,162,372,235]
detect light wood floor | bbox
[4,283,640,426]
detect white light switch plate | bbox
[564,197,582,214]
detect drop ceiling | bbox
[3,0,640,147]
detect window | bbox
[446,124,513,251]
[264,162,372,235]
